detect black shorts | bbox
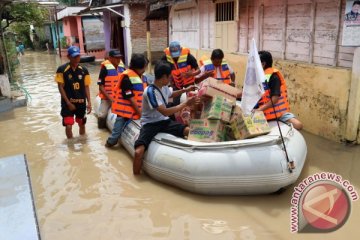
[61,103,86,118]
[134,119,186,150]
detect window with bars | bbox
[216,1,235,22]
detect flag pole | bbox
[266,82,294,173]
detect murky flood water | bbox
[1,52,360,239]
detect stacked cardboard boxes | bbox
[230,105,271,140]
[188,119,226,142]
[187,78,270,142]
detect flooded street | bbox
[1,52,360,239]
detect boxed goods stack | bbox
[201,95,234,123]
[230,105,271,140]
[188,78,240,142]
[197,77,240,102]
[188,119,226,142]
[186,78,270,142]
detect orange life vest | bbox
[203,59,231,84]
[111,69,147,120]
[258,68,290,121]
[164,47,195,89]
[98,60,125,100]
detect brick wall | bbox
[129,4,168,54]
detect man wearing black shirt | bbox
[257,51,303,130]
[55,46,92,139]
[345,1,360,21]
[105,54,148,147]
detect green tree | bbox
[0,2,49,76]
[4,2,49,49]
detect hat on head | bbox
[67,46,81,57]
[169,41,181,58]
[109,49,123,58]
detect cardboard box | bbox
[224,125,236,141]
[230,106,271,139]
[197,77,241,102]
[188,119,226,142]
[201,95,234,123]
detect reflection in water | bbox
[0,52,359,240]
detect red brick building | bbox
[83,0,170,65]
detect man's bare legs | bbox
[134,145,145,175]
[288,118,303,130]
[133,127,190,175]
[79,123,86,135]
[65,125,73,139]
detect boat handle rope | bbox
[154,136,287,152]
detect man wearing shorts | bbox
[256,51,303,130]
[55,46,92,139]
[133,61,196,175]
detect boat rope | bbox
[153,119,295,152]
[267,86,294,173]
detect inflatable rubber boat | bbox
[95,97,307,195]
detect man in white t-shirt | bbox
[133,61,196,175]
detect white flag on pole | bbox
[240,39,266,115]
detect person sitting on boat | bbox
[162,41,200,107]
[133,61,197,175]
[256,50,303,130]
[97,50,126,128]
[105,54,148,148]
[195,49,236,86]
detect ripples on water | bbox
[0,52,359,240]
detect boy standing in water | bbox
[55,46,92,139]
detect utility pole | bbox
[54,6,61,57]
[146,3,152,73]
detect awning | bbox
[144,0,194,21]
[78,3,124,17]
[145,5,169,21]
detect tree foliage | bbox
[4,3,48,29]
[4,3,49,49]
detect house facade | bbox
[84,0,168,65]
[55,7,106,59]
[168,0,360,144]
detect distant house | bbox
[81,0,170,65]
[54,6,106,60]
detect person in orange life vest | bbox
[105,54,149,147]
[195,49,235,86]
[162,41,200,106]
[133,61,196,175]
[55,46,92,139]
[97,50,126,128]
[256,51,303,130]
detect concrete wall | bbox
[0,74,10,97]
[170,0,360,143]
[191,48,353,143]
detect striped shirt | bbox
[141,85,173,126]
